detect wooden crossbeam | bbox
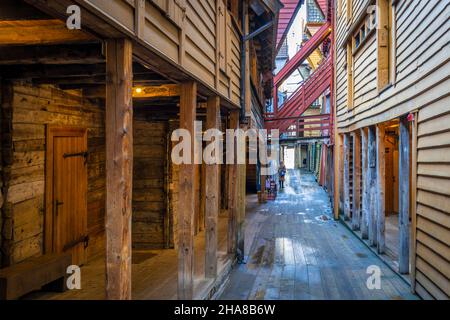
[0,19,94,45]
[132,84,180,98]
[0,43,103,65]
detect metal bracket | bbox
[243,21,274,42]
[63,151,89,165]
[63,235,90,252]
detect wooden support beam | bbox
[237,123,247,260]
[0,0,50,21]
[410,111,418,292]
[334,134,342,219]
[343,133,351,221]
[134,0,145,39]
[352,132,361,230]
[0,19,94,45]
[227,110,239,254]
[0,43,103,65]
[205,96,221,278]
[376,124,386,254]
[132,84,180,98]
[368,126,378,247]
[0,64,105,79]
[360,128,369,239]
[398,116,410,274]
[105,39,133,300]
[177,81,197,299]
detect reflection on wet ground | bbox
[219,169,418,300]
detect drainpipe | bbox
[239,0,248,123]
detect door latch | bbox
[63,151,89,165]
[55,200,64,216]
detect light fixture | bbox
[135,87,143,94]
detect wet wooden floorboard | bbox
[219,170,419,300]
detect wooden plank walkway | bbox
[219,170,419,300]
[24,215,231,300]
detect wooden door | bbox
[46,127,88,266]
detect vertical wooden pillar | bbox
[367,126,377,246]
[399,116,410,274]
[227,110,239,254]
[410,111,418,292]
[177,81,197,299]
[260,170,266,203]
[105,39,133,300]
[199,163,206,232]
[343,133,351,221]
[360,128,369,239]
[376,124,386,254]
[334,134,342,220]
[352,132,361,230]
[205,96,221,278]
[237,123,247,260]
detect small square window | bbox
[355,33,361,48]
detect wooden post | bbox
[376,124,386,254]
[227,110,239,254]
[205,96,220,278]
[398,116,410,274]
[343,133,351,221]
[105,39,133,300]
[334,134,341,220]
[260,168,266,203]
[237,123,247,260]
[410,111,418,292]
[352,132,361,230]
[360,128,369,239]
[177,81,197,299]
[368,126,377,247]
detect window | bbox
[352,15,376,51]
[355,33,360,49]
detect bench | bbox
[0,253,71,300]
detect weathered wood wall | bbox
[336,0,450,299]
[0,83,105,265]
[132,117,168,249]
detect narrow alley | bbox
[1,0,448,305]
[219,170,418,300]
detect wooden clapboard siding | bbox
[132,119,167,249]
[414,101,450,299]
[352,35,377,108]
[336,0,450,130]
[1,83,105,265]
[336,0,450,299]
[81,0,241,106]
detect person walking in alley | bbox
[278,161,287,189]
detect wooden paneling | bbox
[81,0,241,106]
[414,101,450,299]
[0,83,105,266]
[132,119,167,249]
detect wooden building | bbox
[334,0,449,299]
[0,0,281,300]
